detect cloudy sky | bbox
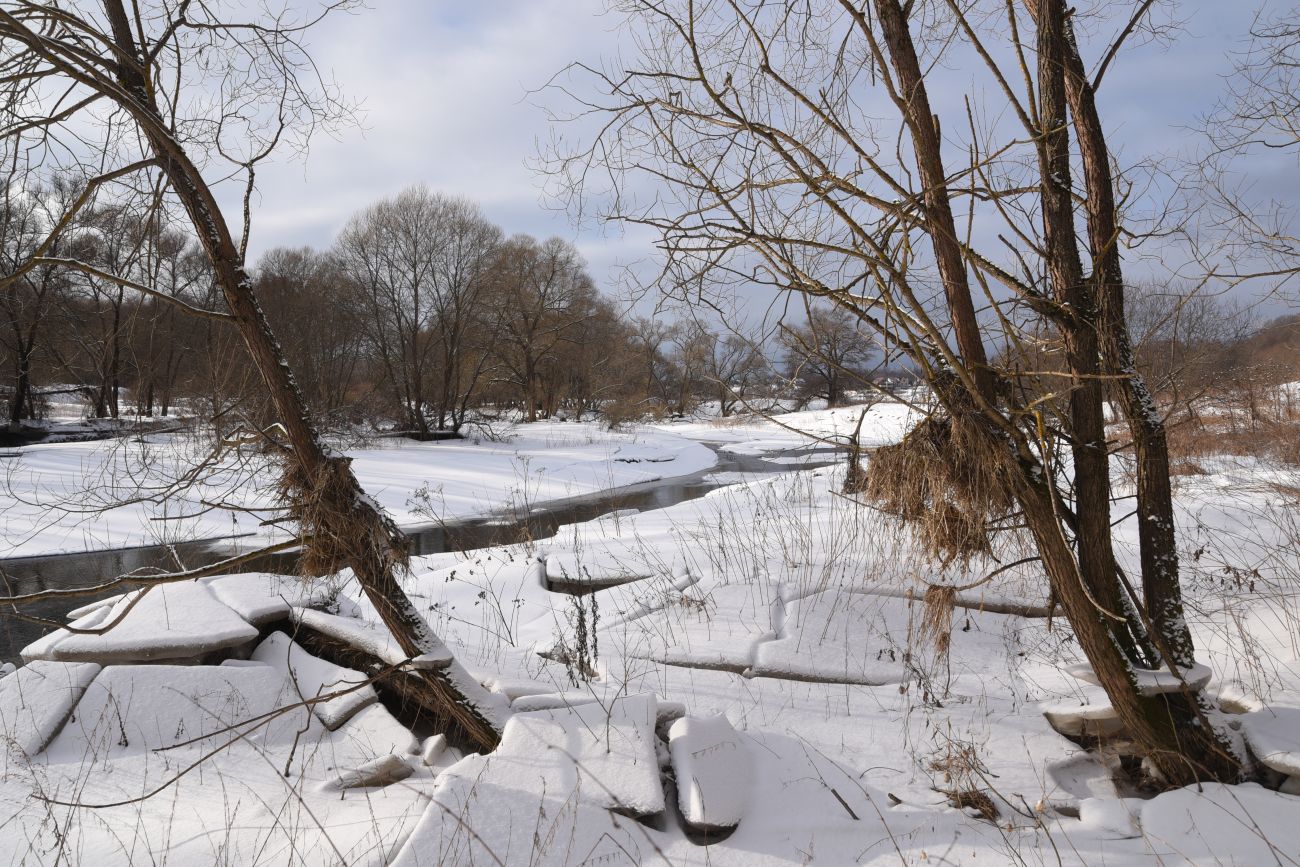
[236,1,1292,313]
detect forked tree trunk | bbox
[873,0,1239,784]
[1034,0,1148,664]
[102,0,503,751]
[1048,6,1196,667]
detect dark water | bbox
[0,444,840,663]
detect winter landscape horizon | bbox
[2,2,1300,865]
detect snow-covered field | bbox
[0,422,717,558]
[3,403,1300,864]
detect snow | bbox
[4,401,1300,864]
[1139,783,1300,863]
[1065,661,1214,695]
[442,692,664,817]
[22,581,259,664]
[668,713,751,832]
[251,631,377,730]
[0,660,99,763]
[1240,705,1300,775]
[0,422,717,558]
[203,571,334,625]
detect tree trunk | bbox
[876,0,994,401]
[1046,0,1197,668]
[103,0,504,751]
[1034,0,1144,664]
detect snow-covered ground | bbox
[3,402,1300,864]
[0,422,716,558]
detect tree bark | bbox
[1033,0,1143,663]
[876,0,994,402]
[1049,6,1195,667]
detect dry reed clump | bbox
[944,789,1000,822]
[279,454,409,578]
[919,584,956,655]
[856,412,1014,562]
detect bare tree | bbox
[486,235,597,421]
[0,174,71,427]
[552,0,1241,782]
[336,187,503,436]
[255,247,367,423]
[781,304,874,409]
[0,1,502,749]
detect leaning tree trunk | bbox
[870,0,1239,785]
[1006,443,1239,784]
[102,0,503,750]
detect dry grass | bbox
[1161,409,1300,468]
[856,412,1014,562]
[919,584,956,656]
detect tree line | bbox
[3,183,897,433]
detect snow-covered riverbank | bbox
[3,403,1300,865]
[0,422,717,559]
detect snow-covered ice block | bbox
[329,702,419,760]
[420,733,448,767]
[668,713,751,834]
[752,590,908,685]
[251,631,376,730]
[620,583,775,672]
[204,571,323,625]
[443,692,664,817]
[1045,754,1119,802]
[290,608,454,669]
[290,608,511,731]
[0,660,100,761]
[390,773,655,867]
[324,753,413,790]
[480,673,560,702]
[1078,797,1142,839]
[22,582,258,664]
[1042,701,1124,739]
[1240,705,1300,776]
[1064,661,1212,695]
[44,663,288,758]
[510,691,598,712]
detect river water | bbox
[0,444,839,662]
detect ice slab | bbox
[251,631,377,730]
[0,660,100,762]
[22,582,258,664]
[668,713,751,833]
